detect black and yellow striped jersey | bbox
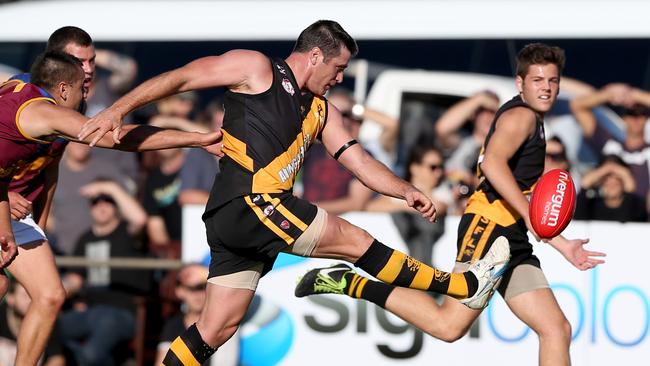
[465,95,546,227]
[205,58,328,213]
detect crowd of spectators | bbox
[3,45,650,365]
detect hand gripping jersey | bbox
[464,95,546,227]
[204,58,328,214]
[0,79,65,201]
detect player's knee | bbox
[33,284,66,311]
[434,323,470,343]
[558,318,572,342]
[418,317,469,343]
[537,317,572,343]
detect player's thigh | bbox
[506,287,569,334]
[310,213,374,262]
[7,240,64,299]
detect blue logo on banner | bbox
[241,300,294,366]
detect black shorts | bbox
[455,213,541,296]
[204,192,318,279]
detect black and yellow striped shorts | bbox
[204,192,317,279]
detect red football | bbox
[529,169,576,239]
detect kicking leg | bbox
[295,266,485,343]
[303,213,509,305]
[295,262,486,342]
[310,214,510,299]
[8,240,65,366]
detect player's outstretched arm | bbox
[321,103,436,222]
[546,236,606,271]
[20,101,224,154]
[78,49,265,146]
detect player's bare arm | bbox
[32,155,61,229]
[321,102,436,221]
[20,101,223,153]
[78,49,271,145]
[480,106,537,221]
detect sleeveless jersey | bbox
[465,95,546,226]
[0,79,60,191]
[205,58,328,213]
[3,75,69,201]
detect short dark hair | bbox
[293,20,358,60]
[46,26,93,52]
[516,43,566,78]
[30,51,84,90]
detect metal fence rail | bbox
[54,256,183,270]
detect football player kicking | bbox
[295,43,605,366]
